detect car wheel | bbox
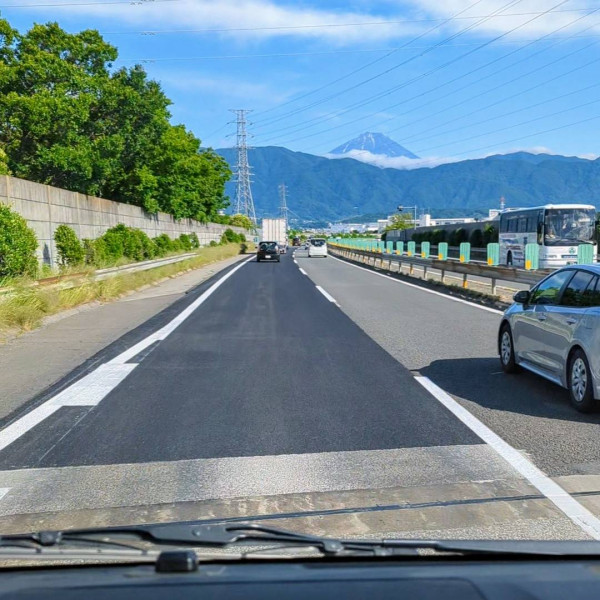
[568,349,595,413]
[499,323,519,374]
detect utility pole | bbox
[229,109,256,224]
[278,183,288,224]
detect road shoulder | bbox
[0,254,248,421]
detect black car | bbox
[257,241,281,262]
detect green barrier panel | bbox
[407,241,416,257]
[487,243,500,266]
[396,241,404,255]
[437,242,448,261]
[379,241,385,253]
[525,243,539,270]
[459,242,471,263]
[386,241,393,254]
[578,244,595,265]
[421,241,430,259]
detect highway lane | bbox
[297,249,600,479]
[0,251,594,540]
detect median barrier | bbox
[327,243,549,298]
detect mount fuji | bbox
[329,132,419,159]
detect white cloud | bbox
[323,146,599,169]
[404,0,600,39]
[323,149,460,169]
[54,0,420,44]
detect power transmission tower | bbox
[278,183,289,224]
[229,109,256,224]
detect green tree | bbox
[384,213,412,232]
[229,213,254,229]
[0,19,231,221]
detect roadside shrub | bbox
[220,228,241,244]
[0,204,38,278]
[189,232,200,249]
[101,225,126,262]
[54,224,85,266]
[469,228,484,248]
[153,233,173,256]
[171,238,183,252]
[178,233,193,252]
[209,240,219,247]
[449,228,468,246]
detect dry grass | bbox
[0,243,247,336]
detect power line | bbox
[99,6,600,35]
[455,113,600,157]
[0,0,179,7]
[394,54,600,146]
[414,96,600,153]
[252,0,496,127]
[259,0,567,145]
[331,9,600,148]
[382,20,600,140]
[117,34,600,63]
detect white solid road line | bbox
[299,268,307,275]
[416,376,600,540]
[316,285,339,306]
[0,257,253,455]
[329,254,503,315]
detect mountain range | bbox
[215,146,600,225]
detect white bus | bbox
[499,204,597,269]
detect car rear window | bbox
[311,239,326,247]
[259,242,277,251]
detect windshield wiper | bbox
[3,523,600,558]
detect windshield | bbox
[1,0,600,564]
[544,209,596,246]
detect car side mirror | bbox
[513,290,530,304]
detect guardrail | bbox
[328,244,550,295]
[0,251,201,296]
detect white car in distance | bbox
[308,238,328,258]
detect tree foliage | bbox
[384,213,412,232]
[0,19,230,220]
[0,204,38,277]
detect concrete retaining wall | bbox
[0,175,246,264]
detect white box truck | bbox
[261,218,287,254]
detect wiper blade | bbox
[4,523,600,558]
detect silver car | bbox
[498,264,600,412]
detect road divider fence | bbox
[327,243,550,297]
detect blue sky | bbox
[2,0,600,167]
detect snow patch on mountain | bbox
[329,132,419,159]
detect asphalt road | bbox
[0,250,598,540]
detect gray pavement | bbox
[0,251,595,541]
[297,249,600,478]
